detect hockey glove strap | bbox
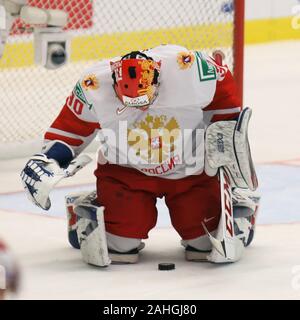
[42,141,74,168]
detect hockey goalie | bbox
[21,44,260,267]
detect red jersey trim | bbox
[204,68,242,120]
[44,132,83,147]
[50,104,100,137]
[211,112,241,122]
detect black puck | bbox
[158,263,175,271]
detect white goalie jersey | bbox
[44,44,242,179]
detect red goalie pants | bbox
[95,163,221,240]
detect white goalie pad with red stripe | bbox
[202,168,245,263]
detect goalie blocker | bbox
[205,107,258,191]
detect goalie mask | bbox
[111,51,161,109]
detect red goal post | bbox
[233,0,245,105]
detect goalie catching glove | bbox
[20,141,92,210]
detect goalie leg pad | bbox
[65,192,93,249]
[232,188,260,217]
[187,176,261,264]
[204,168,245,264]
[74,192,111,267]
[76,207,111,267]
[205,108,258,191]
[69,191,143,265]
[233,188,261,247]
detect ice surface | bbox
[1,165,300,226]
[0,41,300,299]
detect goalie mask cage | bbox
[0,0,244,158]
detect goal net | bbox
[0,0,244,158]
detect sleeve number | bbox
[67,92,84,115]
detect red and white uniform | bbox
[45,45,242,240]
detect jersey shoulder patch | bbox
[79,60,112,91]
[72,81,93,111]
[195,51,230,82]
[194,51,218,82]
